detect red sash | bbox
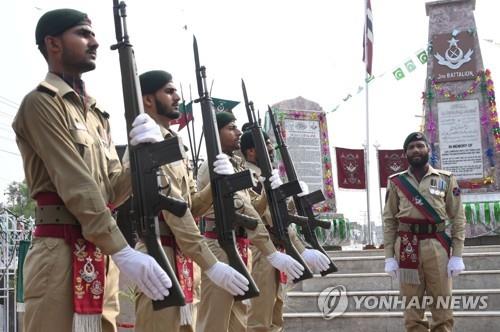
[204,231,250,267]
[34,192,105,316]
[390,175,452,284]
[158,213,194,303]
[160,235,194,304]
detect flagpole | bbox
[364,0,373,247]
[374,143,383,224]
[364,81,372,246]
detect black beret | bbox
[139,70,173,95]
[36,9,90,45]
[403,132,428,151]
[241,122,252,132]
[240,130,270,154]
[216,111,236,130]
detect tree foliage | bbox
[3,180,35,218]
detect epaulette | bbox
[36,81,58,97]
[94,106,110,119]
[388,170,408,179]
[436,169,452,177]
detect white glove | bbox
[267,251,304,280]
[129,113,164,146]
[213,153,234,175]
[301,249,330,273]
[384,257,399,280]
[205,262,249,296]
[112,246,171,300]
[447,256,465,278]
[297,180,309,197]
[269,169,283,189]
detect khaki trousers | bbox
[196,238,249,332]
[247,245,284,332]
[395,237,453,332]
[23,237,120,332]
[135,243,200,332]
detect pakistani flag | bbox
[416,49,428,64]
[170,101,193,130]
[212,98,240,112]
[393,67,405,80]
[405,59,416,72]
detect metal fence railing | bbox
[0,210,33,332]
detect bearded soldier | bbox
[133,70,249,332]
[383,132,466,332]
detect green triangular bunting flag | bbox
[212,98,240,112]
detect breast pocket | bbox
[70,128,93,168]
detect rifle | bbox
[193,36,260,301]
[268,107,338,275]
[241,80,313,282]
[111,0,187,309]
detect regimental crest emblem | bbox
[434,35,473,70]
[90,280,104,299]
[386,153,404,173]
[431,30,477,82]
[73,239,88,261]
[341,152,362,185]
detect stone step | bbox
[284,289,500,313]
[326,252,500,273]
[283,311,500,332]
[291,270,500,292]
[327,245,500,257]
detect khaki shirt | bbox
[383,165,466,258]
[12,73,129,254]
[156,128,217,270]
[244,161,306,253]
[197,154,276,256]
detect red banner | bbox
[377,149,408,188]
[335,148,366,189]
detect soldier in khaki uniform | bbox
[133,70,250,332]
[13,9,173,332]
[383,132,466,332]
[196,112,305,332]
[239,130,331,331]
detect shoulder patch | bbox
[93,106,110,119]
[36,81,58,97]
